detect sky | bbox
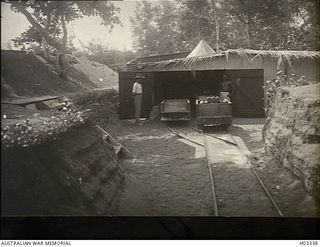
[1,1,139,51]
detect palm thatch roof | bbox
[224,49,320,59]
[136,49,320,71]
[127,51,190,64]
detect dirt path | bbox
[101,118,317,216]
[204,134,276,216]
[109,121,214,216]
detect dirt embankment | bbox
[1,50,79,98]
[230,119,317,217]
[2,122,120,215]
[263,83,320,201]
[1,90,150,216]
[1,50,118,100]
[64,55,118,90]
[1,49,144,216]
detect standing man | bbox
[132,73,146,125]
[220,74,234,102]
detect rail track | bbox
[166,124,284,217]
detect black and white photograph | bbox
[1,0,319,240]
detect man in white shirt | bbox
[132,73,145,125]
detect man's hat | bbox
[135,73,146,79]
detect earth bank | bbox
[263,83,320,204]
[1,90,150,216]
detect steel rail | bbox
[202,133,219,216]
[190,126,237,146]
[166,125,219,216]
[248,159,284,217]
[229,135,284,217]
[167,125,204,147]
[167,125,283,217]
[194,127,284,217]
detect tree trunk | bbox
[41,37,48,59]
[246,16,252,48]
[61,15,68,50]
[10,1,61,51]
[46,8,51,30]
[11,2,68,78]
[211,0,220,53]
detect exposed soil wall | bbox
[1,89,150,216]
[1,122,124,215]
[263,83,320,200]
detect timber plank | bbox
[2,95,59,106]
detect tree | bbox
[77,40,135,66]
[224,0,284,48]
[224,0,319,50]
[178,0,216,49]
[6,0,121,77]
[130,1,158,55]
[130,0,239,54]
[130,0,319,55]
[283,0,319,50]
[7,1,121,53]
[152,1,186,53]
[210,0,221,52]
[1,41,13,50]
[131,0,187,55]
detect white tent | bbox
[187,39,216,58]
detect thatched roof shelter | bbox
[126,51,190,68]
[131,49,320,83]
[120,49,319,119]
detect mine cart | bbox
[196,95,232,127]
[160,98,191,121]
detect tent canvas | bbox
[187,39,216,58]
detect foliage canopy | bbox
[130,0,319,55]
[7,0,121,52]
